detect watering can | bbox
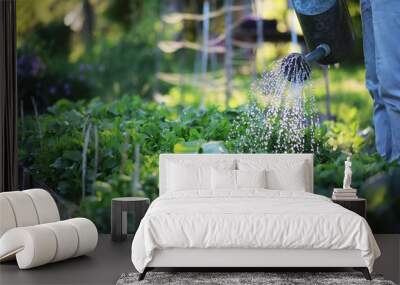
[292,0,355,65]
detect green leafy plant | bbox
[20,96,235,232]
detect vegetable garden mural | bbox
[17,0,399,233]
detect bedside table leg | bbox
[111,202,124,242]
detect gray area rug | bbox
[116,272,396,285]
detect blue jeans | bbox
[361,0,400,162]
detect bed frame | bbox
[139,154,371,280]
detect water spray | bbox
[239,0,354,153]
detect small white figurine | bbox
[343,156,352,189]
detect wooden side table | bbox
[332,198,367,218]
[111,197,150,242]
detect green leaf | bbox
[173,140,204,153]
[201,141,228,153]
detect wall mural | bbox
[17,0,399,234]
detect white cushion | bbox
[0,218,98,269]
[0,189,60,237]
[236,169,267,189]
[167,160,236,191]
[0,196,17,237]
[211,168,236,190]
[167,163,211,191]
[0,226,57,268]
[24,189,60,223]
[0,191,39,227]
[67,218,98,257]
[42,221,79,262]
[211,169,268,191]
[238,159,308,191]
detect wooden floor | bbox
[1,234,399,285]
[0,235,134,285]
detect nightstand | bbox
[332,198,367,218]
[111,197,150,242]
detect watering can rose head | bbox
[280,53,311,84]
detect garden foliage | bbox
[20,96,398,233]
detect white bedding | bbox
[131,190,380,273]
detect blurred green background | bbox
[17,0,399,233]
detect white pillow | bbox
[211,168,236,190]
[238,159,308,191]
[211,169,268,190]
[266,162,307,191]
[236,169,267,189]
[166,159,236,192]
[167,163,211,191]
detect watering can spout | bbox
[305,44,331,63]
[292,0,355,65]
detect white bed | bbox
[131,154,380,280]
